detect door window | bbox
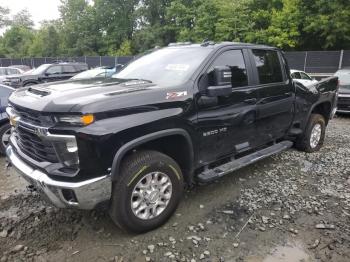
[46,66,62,75]
[208,50,248,88]
[62,65,77,74]
[252,50,283,84]
[300,72,312,80]
[291,72,301,79]
[7,68,20,75]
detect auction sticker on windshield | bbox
[165,64,190,71]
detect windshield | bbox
[335,70,350,88]
[27,64,51,75]
[113,47,212,87]
[0,68,6,76]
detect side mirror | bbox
[206,66,232,97]
[212,66,232,86]
[207,85,232,97]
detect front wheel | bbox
[0,122,11,155]
[295,113,326,153]
[109,150,184,233]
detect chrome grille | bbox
[11,105,54,126]
[13,124,58,163]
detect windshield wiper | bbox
[114,77,152,83]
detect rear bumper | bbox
[6,145,111,209]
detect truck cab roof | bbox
[167,41,278,50]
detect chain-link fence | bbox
[0,50,349,74]
[0,56,135,69]
[284,50,349,74]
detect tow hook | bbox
[6,159,12,170]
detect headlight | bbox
[10,78,20,83]
[54,114,95,126]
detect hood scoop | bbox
[27,87,51,97]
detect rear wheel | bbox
[0,122,11,155]
[109,150,184,233]
[295,114,326,153]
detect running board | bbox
[197,141,293,183]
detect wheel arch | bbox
[111,128,195,184]
[23,80,39,86]
[309,101,332,125]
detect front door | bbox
[41,65,65,83]
[195,49,259,165]
[249,49,294,144]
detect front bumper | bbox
[6,145,111,209]
[3,81,21,88]
[337,94,350,113]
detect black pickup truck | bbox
[4,62,88,88]
[6,42,338,233]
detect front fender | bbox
[81,108,184,136]
[110,128,194,181]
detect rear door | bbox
[196,49,259,164]
[249,49,294,144]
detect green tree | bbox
[11,9,34,28]
[29,22,62,57]
[0,6,10,28]
[94,0,138,55]
[214,0,253,42]
[301,0,350,50]
[132,0,177,52]
[245,0,301,49]
[59,0,102,56]
[1,25,34,58]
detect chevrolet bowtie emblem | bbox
[34,127,48,137]
[9,115,20,127]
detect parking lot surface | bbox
[0,116,349,262]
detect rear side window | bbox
[75,64,88,72]
[209,50,248,88]
[252,50,283,84]
[46,66,62,75]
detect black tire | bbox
[109,150,184,233]
[0,122,11,155]
[295,114,326,153]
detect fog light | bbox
[61,189,78,204]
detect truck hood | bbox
[9,77,166,113]
[6,74,39,81]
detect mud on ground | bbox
[0,116,349,262]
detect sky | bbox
[0,0,61,28]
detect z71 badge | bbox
[166,91,188,100]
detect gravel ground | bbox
[0,116,349,262]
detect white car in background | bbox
[290,69,318,87]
